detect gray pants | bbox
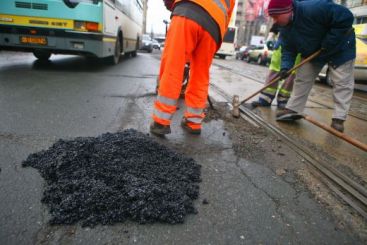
[286,59,355,120]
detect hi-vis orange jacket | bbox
[172,0,235,40]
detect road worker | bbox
[267,0,356,132]
[150,0,235,135]
[252,24,301,109]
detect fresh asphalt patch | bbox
[22,129,201,227]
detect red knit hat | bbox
[267,0,293,16]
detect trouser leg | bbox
[286,61,323,113]
[184,25,217,129]
[152,16,196,125]
[258,70,279,105]
[328,59,355,120]
[277,73,295,107]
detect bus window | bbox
[223,28,236,43]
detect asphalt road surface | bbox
[0,51,365,244]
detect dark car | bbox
[235,46,255,60]
[140,34,153,53]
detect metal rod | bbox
[303,115,367,152]
[240,49,322,105]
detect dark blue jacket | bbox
[280,0,356,70]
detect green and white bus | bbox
[0,0,143,64]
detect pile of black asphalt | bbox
[22,129,201,227]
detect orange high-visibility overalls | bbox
[153,0,234,130]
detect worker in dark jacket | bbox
[268,0,356,132]
[150,0,235,136]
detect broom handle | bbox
[304,115,367,152]
[240,49,322,104]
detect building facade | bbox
[235,0,367,47]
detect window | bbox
[355,16,367,24]
[223,28,236,42]
[116,0,130,15]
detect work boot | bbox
[181,118,201,135]
[251,100,271,108]
[150,121,171,136]
[276,109,303,121]
[331,118,345,133]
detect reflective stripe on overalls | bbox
[153,95,178,125]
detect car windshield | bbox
[142,35,151,41]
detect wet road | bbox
[0,51,365,244]
[211,57,367,185]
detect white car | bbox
[319,30,367,86]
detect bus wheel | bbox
[107,37,121,65]
[33,50,51,61]
[131,37,139,57]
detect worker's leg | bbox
[256,70,280,106]
[152,16,196,128]
[277,74,294,109]
[253,47,281,107]
[328,59,355,120]
[285,61,323,113]
[183,26,217,131]
[277,53,301,108]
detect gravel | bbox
[22,129,201,227]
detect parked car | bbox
[235,45,254,60]
[152,39,161,50]
[246,41,274,66]
[319,24,367,86]
[140,34,153,53]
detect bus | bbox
[0,0,143,64]
[216,26,237,59]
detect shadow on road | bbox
[31,55,133,73]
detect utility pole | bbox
[163,20,169,37]
[142,0,148,34]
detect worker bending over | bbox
[268,0,356,132]
[150,0,235,135]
